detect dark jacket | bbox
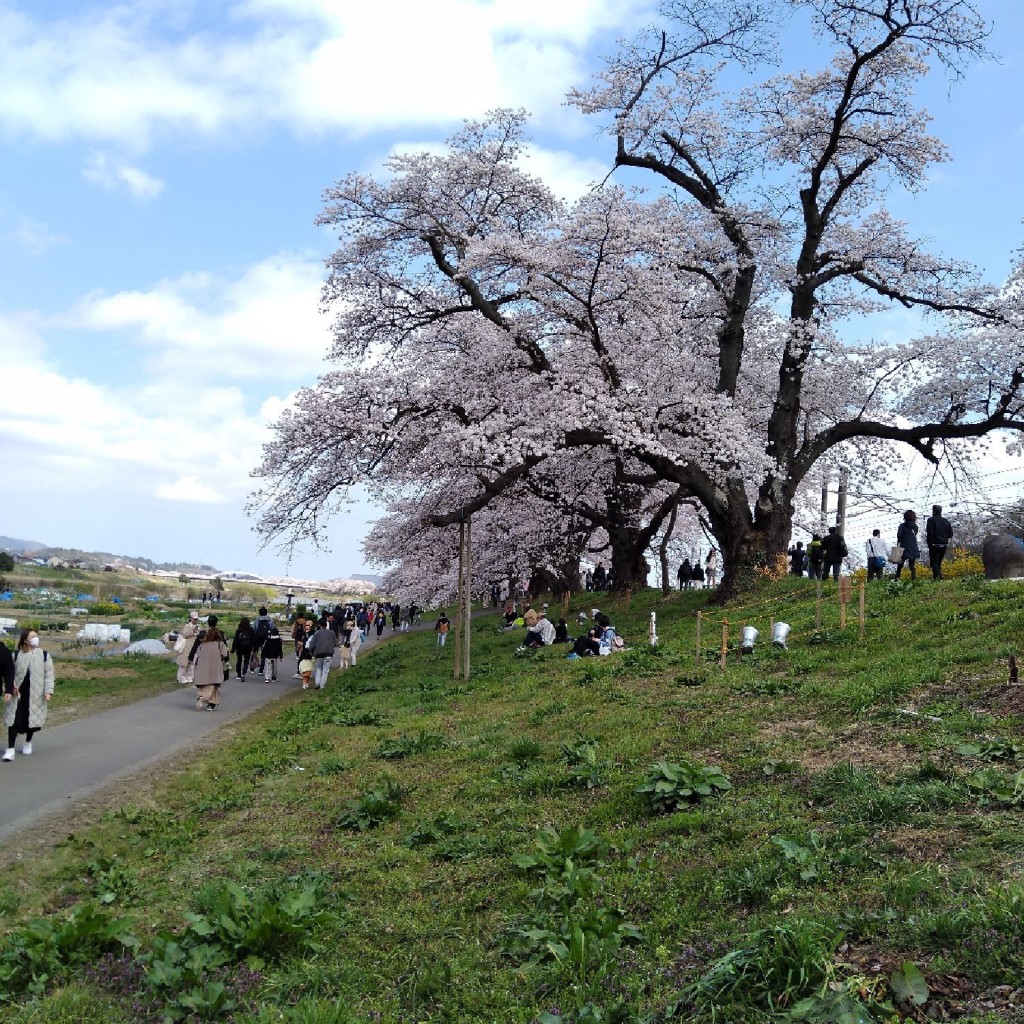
[231,624,256,653]
[926,515,953,548]
[308,627,337,658]
[820,532,847,561]
[0,641,14,694]
[897,521,920,559]
[262,634,284,660]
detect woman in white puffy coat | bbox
[3,629,55,761]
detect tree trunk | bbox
[607,521,651,592]
[711,490,793,600]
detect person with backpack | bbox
[252,606,273,675]
[435,612,451,647]
[3,629,55,761]
[806,535,824,580]
[261,624,283,683]
[230,617,257,680]
[820,527,848,581]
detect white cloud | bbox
[84,153,165,198]
[520,145,608,202]
[6,214,68,253]
[67,253,333,378]
[157,476,228,503]
[0,1,650,146]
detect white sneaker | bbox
[1,748,13,762]
[21,742,32,755]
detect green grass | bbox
[2,577,1024,1023]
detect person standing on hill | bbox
[705,549,719,588]
[677,560,690,591]
[865,529,889,581]
[690,559,705,590]
[435,612,451,647]
[895,510,920,581]
[806,535,824,580]
[788,542,806,576]
[925,505,954,580]
[820,527,847,581]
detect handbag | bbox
[888,545,904,563]
[173,635,187,653]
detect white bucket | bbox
[772,622,791,648]
[740,625,759,652]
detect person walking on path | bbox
[3,629,55,760]
[895,510,920,581]
[174,610,201,685]
[925,504,954,580]
[820,526,847,581]
[308,618,337,690]
[230,617,256,680]
[190,616,227,711]
[375,610,386,639]
[865,529,889,581]
[252,606,273,675]
[338,616,361,669]
[261,625,283,683]
[435,612,451,647]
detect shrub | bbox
[637,760,731,812]
[336,780,404,831]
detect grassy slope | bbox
[2,577,1024,1024]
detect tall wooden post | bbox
[815,579,822,629]
[858,580,866,640]
[452,520,464,679]
[463,515,472,680]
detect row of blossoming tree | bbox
[251,0,1024,601]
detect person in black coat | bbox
[0,641,14,701]
[925,504,954,580]
[819,527,847,581]
[230,617,256,680]
[260,627,284,683]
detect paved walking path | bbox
[0,624,405,840]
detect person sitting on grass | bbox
[521,610,556,649]
[553,618,571,643]
[571,629,602,657]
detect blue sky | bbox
[1,0,1022,578]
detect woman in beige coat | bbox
[174,610,201,685]
[189,616,228,711]
[3,628,55,761]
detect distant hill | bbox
[0,535,46,553]
[350,573,384,587]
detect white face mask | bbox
[28,636,39,648]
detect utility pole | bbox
[819,475,830,535]
[837,467,849,537]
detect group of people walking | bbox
[677,550,719,590]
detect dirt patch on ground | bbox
[880,825,961,864]
[53,664,138,680]
[762,719,917,773]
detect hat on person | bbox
[189,610,199,619]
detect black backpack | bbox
[254,617,271,643]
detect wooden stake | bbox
[452,520,464,680]
[463,515,472,681]
[815,580,822,629]
[720,620,728,671]
[858,580,865,639]
[695,610,703,668]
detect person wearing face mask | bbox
[3,629,55,761]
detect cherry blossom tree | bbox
[252,0,1024,597]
